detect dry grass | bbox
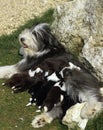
[0,0,67,36]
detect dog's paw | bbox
[31,113,53,128]
[81,102,102,119]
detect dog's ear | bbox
[31,23,65,51]
[40,23,51,32]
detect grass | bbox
[0,8,103,130]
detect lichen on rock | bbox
[52,0,103,81]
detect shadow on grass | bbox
[0,8,54,65]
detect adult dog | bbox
[0,23,65,79]
[0,23,103,128]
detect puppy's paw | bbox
[11,85,23,93]
[31,113,53,128]
[43,106,48,112]
[2,83,5,86]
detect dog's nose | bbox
[20,37,25,42]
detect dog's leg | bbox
[0,65,18,79]
[0,58,26,79]
[32,104,63,128]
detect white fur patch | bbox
[54,82,66,91]
[12,86,15,89]
[35,67,43,73]
[47,73,59,82]
[36,109,41,113]
[54,82,61,87]
[29,98,33,102]
[38,106,42,109]
[36,50,50,57]
[44,106,48,112]
[26,102,32,106]
[29,67,43,77]
[2,83,5,86]
[44,71,49,77]
[0,65,18,79]
[60,95,64,102]
[60,62,80,78]
[69,62,81,70]
[28,70,35,77]
[61,83,66,91]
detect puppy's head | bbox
[60,62,81,80]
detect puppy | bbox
[42,81,65,112]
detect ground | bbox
[0,0,67,36]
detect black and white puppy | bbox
[0,23,65,79]
[27,68,62,108]
[28,80,55,108]
[42,81,65,112]
[39,62,80,113]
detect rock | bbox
[82,36,103,81]
[52,0,103,81]
[62,103,88,130]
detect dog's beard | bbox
[24,48,38,57]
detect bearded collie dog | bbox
[0,23,65,79]
[1,23,103,128]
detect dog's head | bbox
[19,23,63,57]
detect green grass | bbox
[0,8,103,130]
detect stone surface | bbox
[82,36,103,81]
[62,103,88,130]
[52,0,103,81]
